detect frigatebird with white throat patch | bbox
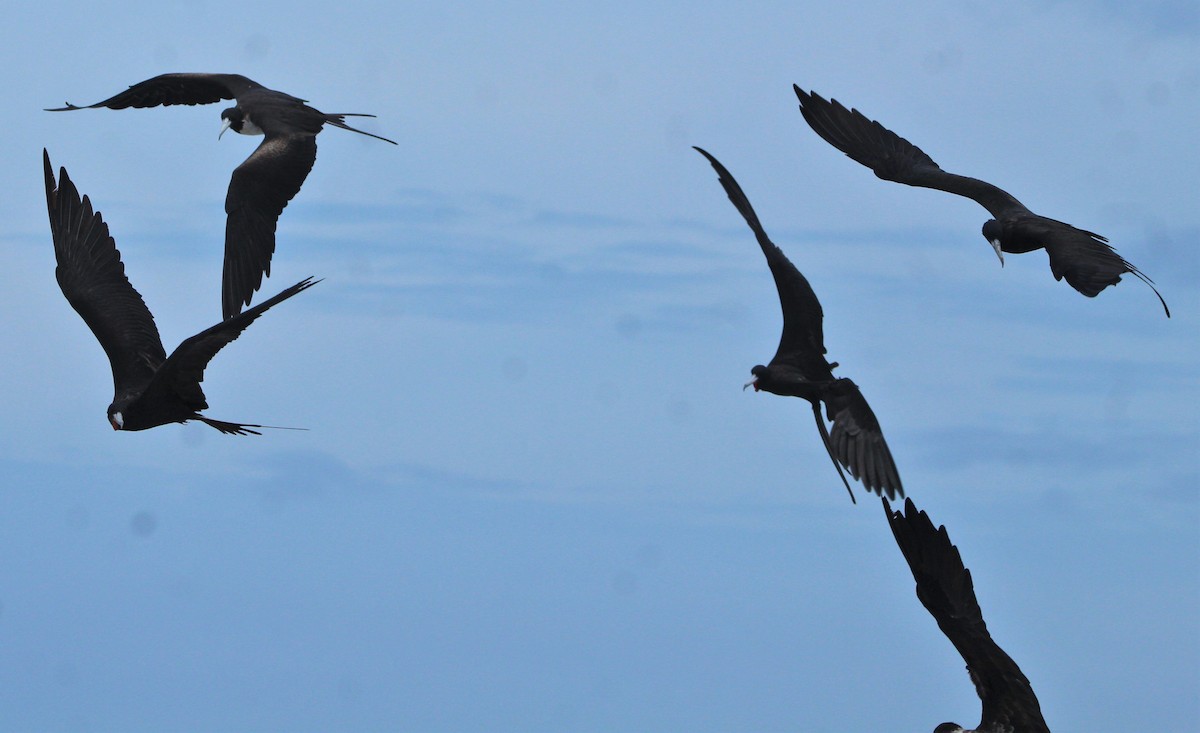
[47,73,395,320]
[43,149,319,435]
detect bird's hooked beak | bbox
[990,239,1005,267]
[218,118,232,140]
[743,375,759,392]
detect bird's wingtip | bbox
[692,146,720,168]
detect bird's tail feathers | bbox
[323,114,398,145]
[1127,267,1170,318]
[195,417,263,436]
[811,403,856,504]
[195,416,310,436]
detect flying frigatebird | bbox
[47,73,395,319]
[793,85,1168,316]
[695,146,903,502]
[44,149,318,435]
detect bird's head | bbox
[981,219,1005,266]
[933,724,966,733]
[107,409,124,432]
[744,365,768,392]
[219,107,240,139]
[218,107,264,138]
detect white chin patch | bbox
[112,411,124,429]
[240,117,265,136]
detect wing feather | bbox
[46,73,261,111]
[1030,220,1170,315]
[693,147,832,378]
[43,150,166,395]
[823,379,903,499]
[885,498,1050,733]
[149,278,320,408]
[793,86,1027,218]
[223,134,317,318]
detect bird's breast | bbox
[238,116,265,136]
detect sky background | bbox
[1,1,1197,731]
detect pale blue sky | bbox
[1,1,1197,731]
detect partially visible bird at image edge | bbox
[885,497,1052,733]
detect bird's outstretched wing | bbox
[1024,218,1170,315]
[222,134,318,319]
[885,498,1050,733]
[694,146,832,378]
[43,149,166,394]
[149,277,320,410]
[793,86,1026,219]
[45,73,261,111]
[823,379,902,499]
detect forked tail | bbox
[810,402,856,504]
[324,113,398,145]
[1129,268,1170,318]
[194,416,309,436]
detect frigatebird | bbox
[885,497,1052,733]
[43,149,318,435]
[695,146,903,503]
[794,85,1168,316]
[46,73,395,320]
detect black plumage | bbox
[43,149,318,435]
[794,86,1168,316]
[695,146,903,502]
[47,73,395,319]
[885,497,1052,733]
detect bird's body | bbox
[47,73,395,319]
[794,86,1168,316]
[695,146,903,502]
[885,497,1052,733]
[43,149,318,435]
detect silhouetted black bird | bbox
[794,86,1168,316]
[694,146,902,503]
[47,73,395,319]
[885,497,1052,733]
[43,149,318,435]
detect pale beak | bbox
[743,376,758,391]
[990,239,1005,267]
[219,118,232,140]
